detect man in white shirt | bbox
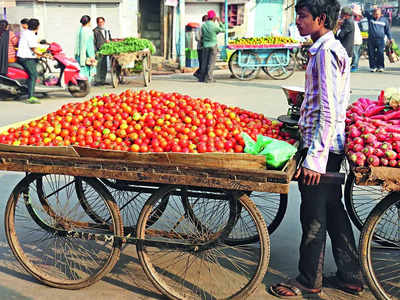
[17,18,42,104]
[351,5,363,72]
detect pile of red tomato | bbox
[0,90,294,153]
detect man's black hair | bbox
[27,18,40,31]
[20,18,29,25]
[202,15,208,22]
[96,17,105,23]
[295,0,340,30]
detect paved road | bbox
[2,30,400,299]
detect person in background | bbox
[351,5,363,72]
[17,18,42,104]
[269,0,364,297]
[0,20,19,66]
[366,8,392,72]
[198,10,225,83]
[75,15,96,83]
[93,16,111,86]
[194,14,208,80]
[20,18,28,31]
[336,7,355,58]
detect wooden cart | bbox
[227,44,301,81]
[0,144,296,300]
[109,49,152,88]
[347,164,400,300]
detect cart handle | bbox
[293,172,345,185]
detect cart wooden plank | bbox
[0,151,296,193]
[352,164,400,191]
[73,146,268,171]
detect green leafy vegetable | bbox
[99,37,156,55]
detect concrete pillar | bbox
[179,0,185,70]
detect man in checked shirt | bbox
[269,0,364,298]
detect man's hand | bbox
[295,167,321,185]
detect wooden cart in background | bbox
[109,48,152,88]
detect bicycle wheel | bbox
[5,173,123,289]
[228,50,261,81]
[136,186,270,300]
[100,181,164,234]
[142,55,151,87]
[359,192,400,300]
[344,171,388,231]
[110,57,123,88]
[263,50,296,80]
[225,192,287,245]
[166,188,286,242]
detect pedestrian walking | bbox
[75,15,96,83]
[193,14,208,80]
[336,7,355,58]
[93,16,111,86]
[269,0,364,298]
[198,10,225,83]
[366,8,392,72]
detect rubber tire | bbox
[228,50,261,81]
[143,55,151,87]
[264,50,296,80]
[68,79,90,97]
[5,173,123,289]
[359,192,400,300]
[110,57,124,88]
[136,186,270,300]
[344,172,387,231]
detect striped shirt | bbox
[298,31,350,174]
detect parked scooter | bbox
[0,42,90,98]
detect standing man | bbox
[269,0,364,298]
[351,9,363,72]
[366,8,392,72]
[193,15,208,80]
[198,10,225,83]
[336,7,355,58]
[93,17,111,86]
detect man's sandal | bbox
[269,281,323,299]
[324,276,364,296]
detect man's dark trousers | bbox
[199,46,217,82]
[296,152,363,289]
[18,58,38,98]
[194,48,203,77]
[95,55,107,84]
[368,38,385,69]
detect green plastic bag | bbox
[393,40,400,56]
[241,132,258,155]
[242,132,297,169]
[259,139,297,169]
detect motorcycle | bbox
[0,42,90,98]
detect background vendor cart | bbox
[227,44,300,81]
